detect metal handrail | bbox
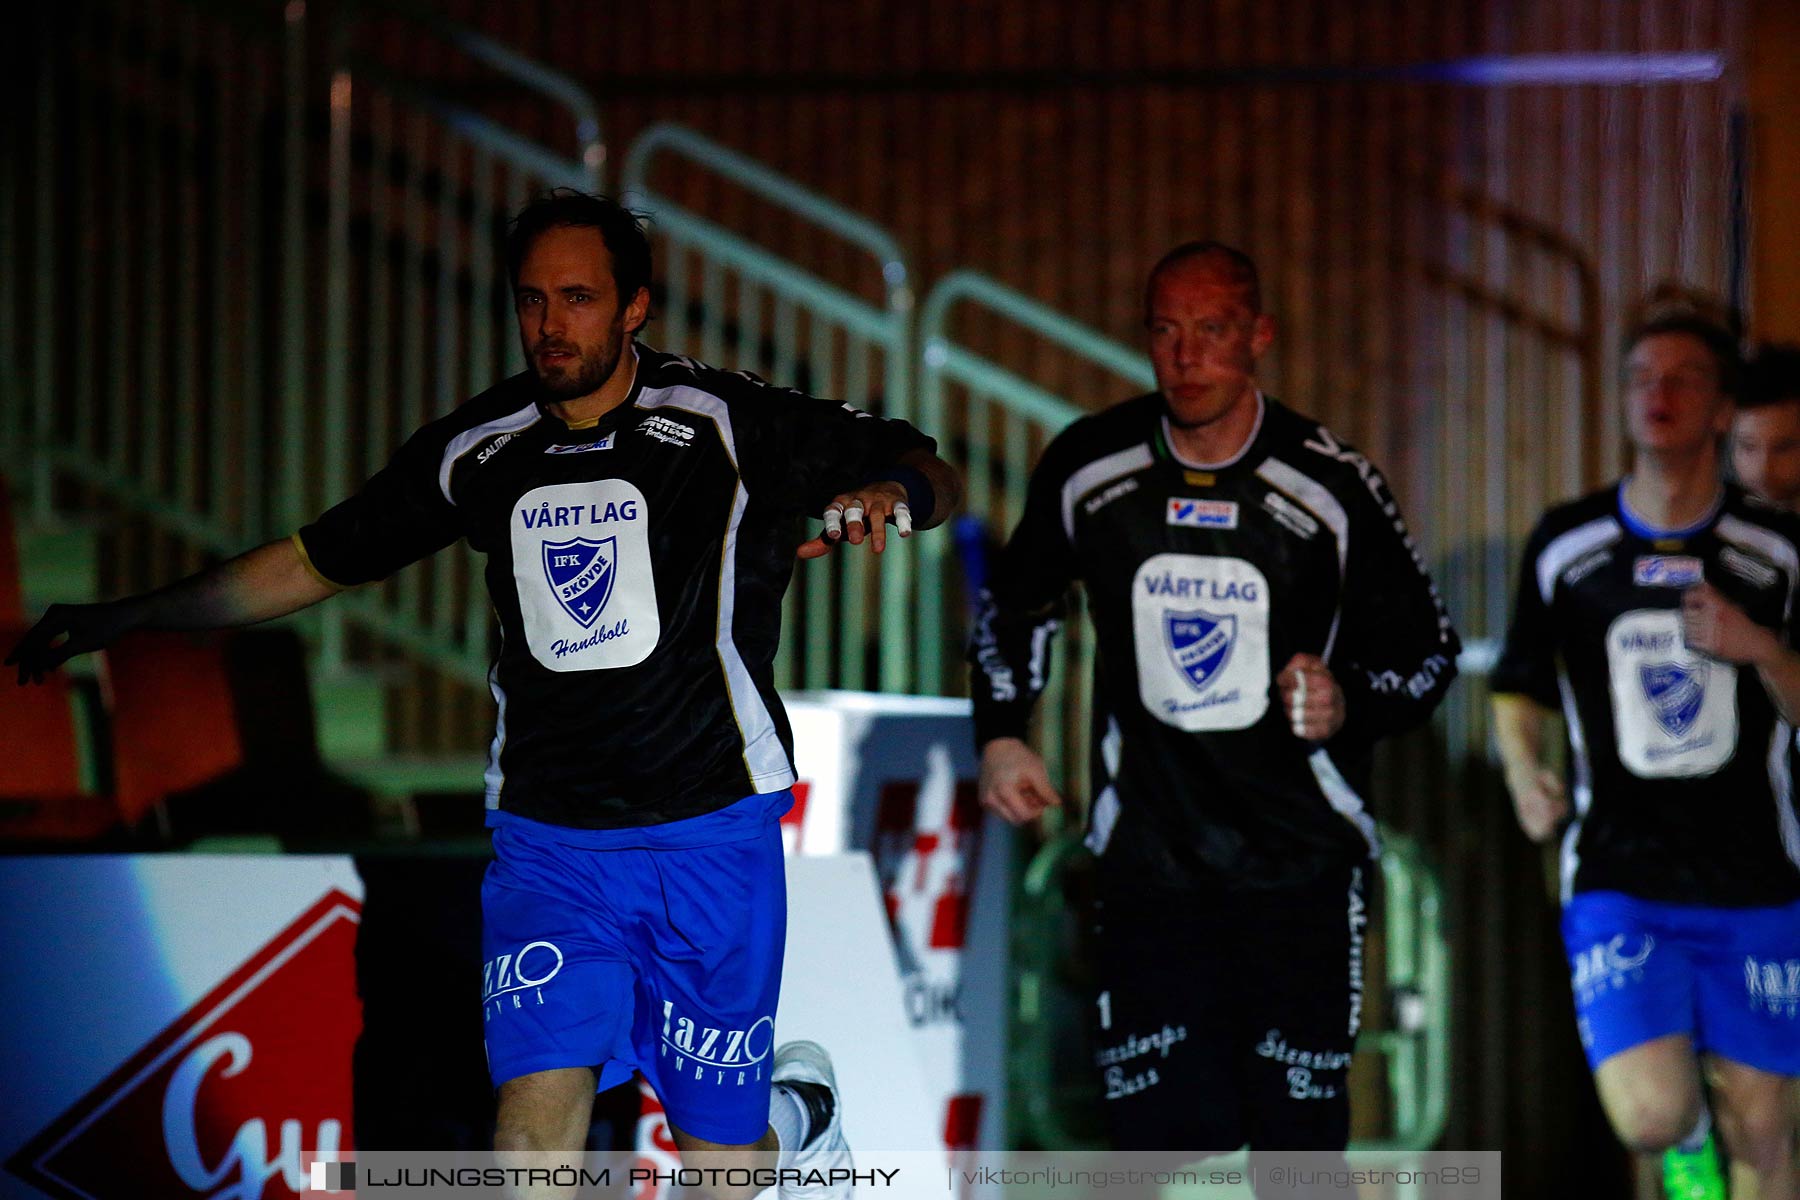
[916,270,1152,803]
[1366,832,1452,1151]
[623,122,912,315]
[340,0,605,179]
[921,270,1154,387]
[318,0,603,677]
[620,121,919,694]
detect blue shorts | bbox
[481,791,793,1145]
[1562,890,1800,1076]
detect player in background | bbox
[1492,300,1800,1200]
[1729,343,1800,1200]
[1733,344,1800,511]
[8,191,961,1200]
[970,242,1458,1178]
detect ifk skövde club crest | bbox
[542,536,617,628]
[1640,659,1707,737]
[1165,608,1236,693]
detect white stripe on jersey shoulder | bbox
[1254,457,1348,573]
[1716,512,1800,619]
[636,382,791,788]
[1061,443,1154,542]
[438,400,541,505]
[1535,516,1622,606]
[636,384,739,470]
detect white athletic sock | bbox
[1677,1104,1712,1154]
[768,1083,809,1156]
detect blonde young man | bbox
[1492,309,1800,1199]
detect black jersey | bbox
[297,346,934,829]
[970,393,1459,891]
[1493,483,1800,907]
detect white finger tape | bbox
[895,502,913,536]
[823,506,844,538]
[1291,671,1308,733]
[843,503,866,526]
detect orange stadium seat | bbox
[0,622,117,840]
[103,630,246,828]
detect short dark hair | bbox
[505,189,653,306]
[1623,286,1741,396]
[1742,343,1800,411]
[1147,241,1262,315]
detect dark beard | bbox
[525,325,626,401]
[536,346,616,399]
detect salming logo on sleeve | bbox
[1062,444,1154,542]
[440,401,542,504]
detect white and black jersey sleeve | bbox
[1314,443,1460,759]
[1491,516,1564,709]
[969,430,1083,746]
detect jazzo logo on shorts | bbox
[483,940,565,1019]
[1745,956,1800,1018]
[1570,934,1655,1004]
[660,999,775,1087]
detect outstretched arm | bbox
[797,447,964,559]
[7,536,338,683]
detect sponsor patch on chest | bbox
[1718,545,1780,590]
[641,415,697,448]
[544,432,615,454]
[1605,608,1737,778]
[1262,490,1319,539]
[1132,553,1270,731]
[1633,555,1703,587]
[511,480,660,672]
[1166,498,1239,529]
